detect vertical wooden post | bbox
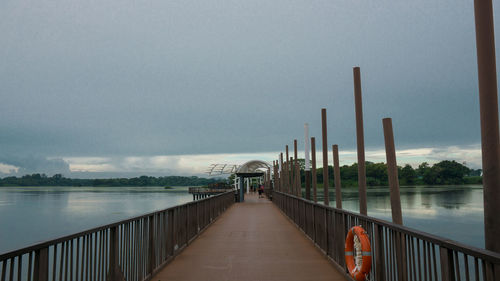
[353,66,367,215]
[332,145,342,209]
[295,155,302,197]
[34,248,49,281]
[311,137,318,203]
[305,123,311,200]
[383,118,403,225]
[321,108,329,205]
[107,226,125,281]
[280,153,284,192]
[286,145,290,194]
[473,0,500,253]
[383,118,406,281]
[294,139,299,196]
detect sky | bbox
[0,0,495,177]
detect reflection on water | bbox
[1,185,485,254]
[322,185,485,249]
[0,186,192,253]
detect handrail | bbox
[0,190,235,281]
[273,190,500,281]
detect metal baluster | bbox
[28,252,33,281]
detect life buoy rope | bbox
[345,226,372,281]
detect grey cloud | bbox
[0,155,70,176]
[0,0,489,164]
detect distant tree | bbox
[400,164,417,185]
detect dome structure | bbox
[236,160,271,176]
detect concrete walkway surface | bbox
[153,193,347,281]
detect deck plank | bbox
[153,193,348,281]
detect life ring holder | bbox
[345,226,372,281]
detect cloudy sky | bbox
[0,0,494,177]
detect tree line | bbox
[298,160,481,187]
[0,174,221,187]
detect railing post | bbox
[148,215,155,275]
[374,224,385,281]
[439,247,456,281]
[107,226,125,281]
[34,248,48,281]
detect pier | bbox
[153,193,344,281]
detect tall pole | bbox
[286,145,290,194]
[332,144,342,209]
[280,153,284,192]
[474,0,500,253]
[383,118,403,225]
[305,123,311,200]
[353,67,368,215]
[321,108,329,206]
[294,139,299,196]
[311,137,318,203]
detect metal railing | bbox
[273,191,500,281]
[0,191,234,281]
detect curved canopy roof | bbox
[236,160,271,176]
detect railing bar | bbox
[102,230,108,281]
[127,223,131,281]
[28,252,33,281]
[388,229,393,281]
[70,240,73,281]
[424,240,429,281]
[432,243,438,281]
[98,231,102,281]
[128,222,136,280]
[52,244,57,281]
[417,239,422,281]
[77,237,82,281]
[464,254,470,281]
[58,242,63,281]
[85,234,89,281]
[139,220,142,280]
[426,242,432,281]
[119,225,123,273]
[64,241,69,281]
[9,256,14,281]
[132,221,136,281]
[123,222,133,280]
[412,237,418,281]
[384,227,389,281]
[454,250,461,281]
[481,259,486,281]
[474,257,479,281]
[16,255,21,281]
[1,259,6,281]
[93,233,97,281]
[407,236,414,281]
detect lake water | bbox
[322,185,485,249]
[0,186,192,253]
[0,185,485,254]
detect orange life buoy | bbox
[345,226,372,281]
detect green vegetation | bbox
[0,174,221,187]
[300,160,482,187]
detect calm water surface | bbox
[322,185,484,249]
[0,185,485,254]
[0,186,192,253]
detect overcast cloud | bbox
[0,0,495,176]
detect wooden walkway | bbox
[153,193,347,281]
